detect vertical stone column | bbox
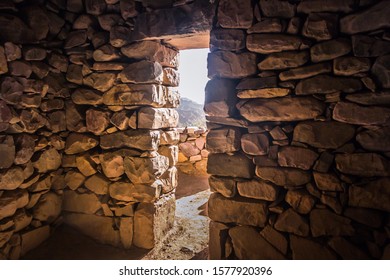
[207,0,390,260]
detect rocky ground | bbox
[23,172,210,260]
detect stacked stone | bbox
[207,0,390,260]
[0,0,182,258]
[177,127,208,175]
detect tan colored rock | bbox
[93,45,120,62]
[86,109,111,135]
[100,130,160,151]
[65,133,99,155]
[285,189,315,215]
[310,209,354,237]
[0,136,15,170]
[206,128,241,154]
[33,192,62,223]
[64,30,87,49]
[208,51,257,79]
[275,208,309,236]
[247,34,310,54]
[121,41,179,68]
[218,0,253,29]
[256,167,311,187]
[328,237,369,260]
[65,101,86,133]
[209,221,229,260]
[64,213,121,247]
[119,217,133,249]
[241,133,269,156]
[209,176,236,198]
[311,38,351,62]
[208,153,255,179]
[296,75,362,95]
[103,84,170,107]
[110,26,131,48]
[0,228,13,248]
[237,97,325,122]
[124,155,168,184]
[340,1,390,34]
[229,226,285,260]
[72,88,103,105]
[313,172,343,192]
[64,171,85,191]
[21,226,50,256]
[237,179,279,201]
[76,155,97,177]
[210,28,245,51]
[83,73,116,92]
[349,178,390,212]
[334,57,371,76]
[279,62,332,81]
[133,194,175,249]
[63,190,101,214]
[13,209,32,232]
[204,78,238,117]
[0,194,18,220]
[356,127,390,152]
[0,46,8,74]
[302,13,338,41]
[160,167,178,194]
[238,88,290,99]
[158,145,178,167]
[208,193,268,227]
[138,107,179,129]
[297,0,355,13]
[119,61,163,84]
[333,102,390,126]
[278,146,318,170]
[259,0,295,18]
[32,148,61,173]
[335,153,390,177]
[9,60,32,78]
[109,181,136,202]
[163,68,179,87]
[293,121,355,149]
[290,235,337,260]
[259,51,309,70]
[85,174,110,195]
[100,153,124,178]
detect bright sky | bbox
[178,48,209,105]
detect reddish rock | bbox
[279,62,332,81]
[285,189,316,214]
[98,14,124,31]
[206,128,241,154]
[241,133,269,156]
[336,153,390,177]
[14,134,35,165]
[208,153,255,179]
[333,57,371,76]
[247,34,310,54]
[86,0,106,15]
[349,178,390,212]
[100,153,124,178]
[237,179,279,201]
[119,61,163,84]
[302,13,338,41]
[32,148,61,173]
[275,208,310,237]
[313,172,343,192]
[310,38,351,62]
[333,102,390,126]
[9,61,32,78]
[0,135,15,169]
[100,130,160,151]
[328,237,369,260]
[72,88,103,105]
[208,51,257,79]
[345,92,390,106]
[356,127,390,152]
[352,35,390,57]
[296,74,362,95]
[33,192,62,223]
[0,46,8,74]
[64,30,87,49]
[256,167,311,187]
[0,167,24,191]
[86,109,111,135]
[208,193,268,227]
[110,26,131,48]
[209,176,237,198]
[83,73,116,92]
[297,0,356,13]
[65,133,99,155]
[93,44,121,62]
[278,146,318,170]
[218,0,253,29]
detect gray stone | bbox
[296,75,362,95]
[258,51,309,70]
[356,127,390,152]
[208,193,268,227]
[237,97,325,122]
[247,34,310,54]
[310,38,351,62]
[229,226,286,260]
[274,208,310,237]
[310,209,354,237]
[372,55,390,88]
[340,1,390,34]
[208,51,257,79]
[333,102,390,126]
[207,153,255,179]
[256,167,311,187]
[237,179,279,201]
[349,178,390,212]
[293,121,355,149]
[278,146,318,170]
[218,0,253,29]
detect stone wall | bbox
[207,0,390,260]
[177,127,208,175]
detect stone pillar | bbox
[207,0,390,260]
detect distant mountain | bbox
[177,97,206,128]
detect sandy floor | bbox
[23,171,210,260]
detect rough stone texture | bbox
[278,146,318,170]
[237,179,279,201]
[63,191,101,214]
[258,51,309,71]
[208,193,268,227]
[333,102,390,126]
[303,13,338,41]
[247,34,310,54]
[238,97,325,122]
[336,153,390,177]
[100,130,160,151]
[21,226,50,256]
[124,155,168,184]
[241,133,269,156]
[210,29,246,51]
[206,128,241,154]
[290,235,337,260]
[32,149,61,173]
[293,121,355,149]
[275,208,310,237]
[204,78,238,117]
[208,51,257,79]
[310,209,354,237]
[356,127,390,152]
[372,55,390,89]
[32,192,62,223]
[138,108,179,129]
[296,75,362,95]
[209,176,237,198]
[279,62,332,81]
[314,172,343,192]
[208,153,255,179]
[65,133,99,154]
[259,0,296,18]
[285,189,316,215]
[218,0,253,29]
[229,226,286,260]
[345,92,390,106]
[333,57,371,76]
[310,38,351,62]
[256,167,311,187]
[349,178,390,212]
[119,61,163,84]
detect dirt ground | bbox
[23,171,210,260]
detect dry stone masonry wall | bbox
[207,0,390,260]
[177,127,208,175]
[0,0,190,259]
